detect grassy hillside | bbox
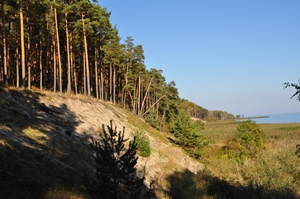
[0,87,202,198]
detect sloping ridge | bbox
[0,87,203,198]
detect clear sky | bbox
[99,0,300,116]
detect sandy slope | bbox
[0,88,203,198]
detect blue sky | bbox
[99,0,300,116]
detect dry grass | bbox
[174,120,300,198]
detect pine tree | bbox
[89,121,145,199]
[171,111,209,158]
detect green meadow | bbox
[166,121,300,199]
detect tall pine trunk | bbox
[82,13,90,97]
[39,34,43,90]
[3,28,7,86]
[2,3,8,86]
[137,75,141,115]
[20,2,26,89]
[83,53,86,95]
[16,44,19,88]
[100,46,103,100]
[53,38,56,93]
[113,63,116,104]
[100,67,104,100]
[27,25,31,90]
[65,13,71,95]
[95,47,99,99]
[54,0,62,94]
[70,32,74,94]
[109,62,112,102]
[123,64,129,108]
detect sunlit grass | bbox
[22,126,48,146]
[203,121,239,144]
[192,120,300,198]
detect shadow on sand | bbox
[0,87,153,198]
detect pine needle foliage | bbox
[89,121,145,199]
[132,129,151,157]
[171,111,209,158]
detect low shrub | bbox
[236,120,265,148]
[223,120,266,161]
[133,129,151,157]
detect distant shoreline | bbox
[248,116,269,119]
[237,116,269,120]
[238,112,300,124]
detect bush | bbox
[236,120,265,148]
[224,120,266,161]
[132,129,151,157]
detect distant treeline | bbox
[207,110,235,121]
[180,99,235,121]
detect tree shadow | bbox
[0,88,88,198]
[0,87,155,198]
[165,169,299,199]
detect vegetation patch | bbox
[132,129,151,157]
[88,121,155,198]
[278,126,300,131]
[22,127,48,146]
[223,120,266,162]
[195,120,300,199]
[165,168,299,199]
[171,111,210,158]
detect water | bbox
[249,112,300,124]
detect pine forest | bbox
[0,0,233,131]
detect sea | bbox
[246,112,300,124]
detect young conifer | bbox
[89,121,145,199]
